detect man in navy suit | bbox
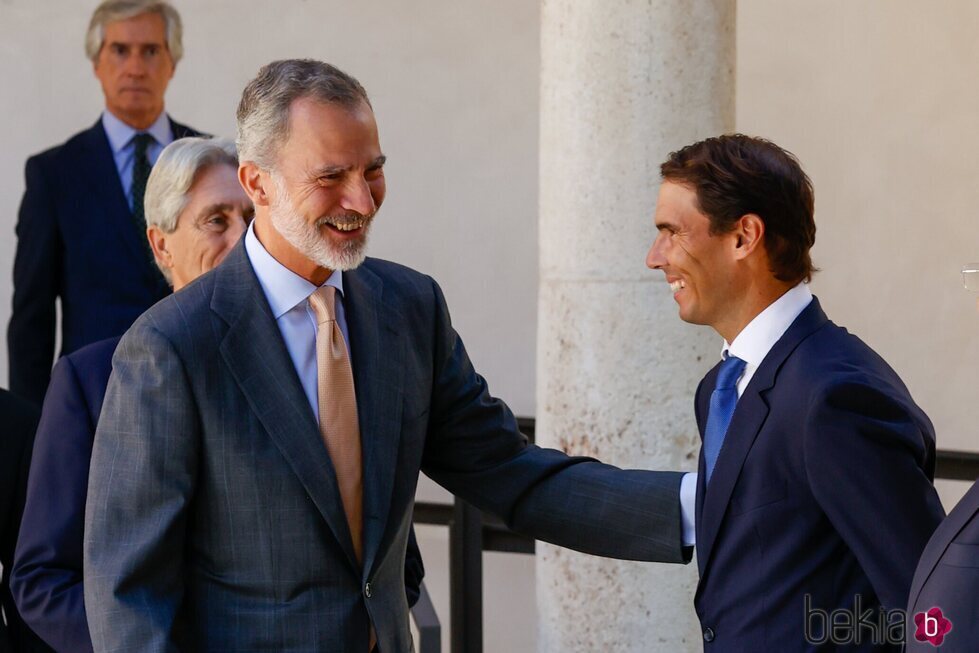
[905,483,979,648]
[83,59,693,652]
[11,137,427,652]
[8,0,201,405]
[646,134,945,651]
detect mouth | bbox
[317,216,370,237]
[668,279,686,294]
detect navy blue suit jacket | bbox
[906,478,979,651]
[8,117,201,406]
[10,334,425,652]
[692,297,945,652]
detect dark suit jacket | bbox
[692,298,945,652]
[10,334,426,652]
[83,241,687,652]
[8,116,201,406]
[906,478,979,651]
[0,389,49,653]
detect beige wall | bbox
[1,2,976,652]
[0,0,540,417]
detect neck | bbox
[715,279,795,344]
[253,214,333,286]
[107,105,164,131]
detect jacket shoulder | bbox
[26,123,103,170]
[126,272,217,345]
[361,257,442,299]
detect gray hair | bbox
[236,59,371,170]
[144,137,238,281]
[85,0,183,64]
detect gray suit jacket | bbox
[906,479,979,651]
[84,241,687,652]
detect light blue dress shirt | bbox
[244,222,349,421]
[101,110,174,209]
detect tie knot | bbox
[132,132,154,155]
[308,285,337,325]
[716,354,746,390]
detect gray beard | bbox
[268,174,372,272]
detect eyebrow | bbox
[106,39,166,48]
[654,219,678,231]
[311,155,387,178]
[195,204,234,221]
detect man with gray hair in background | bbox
[84,59,697,652]
[8,0,202,406]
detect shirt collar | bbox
[101,110,173,154]
[723,282,813,367]
[244,221,343,319]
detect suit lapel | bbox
[78,121,143,260]
[695,298,830,577]
[908,480,979,610]
[344,264,406,578]
[212,242,360,570]
[168,118,202,139]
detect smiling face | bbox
[152,163,253,290]
[247,97,385,282]
[93,12,174,129]
[646,181,743,334]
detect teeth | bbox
[670,280,685,293]
[332,222,363,232]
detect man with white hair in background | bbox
[8,0,202,406]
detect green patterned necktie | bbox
[130,133,155,260]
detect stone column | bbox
[536,1,735,651]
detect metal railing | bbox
[411,417,979,653]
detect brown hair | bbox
[660,134,817,283]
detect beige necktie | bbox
[308,285,364,563]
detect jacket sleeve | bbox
[8,155,62,406]
[804,379,946,610]
[12,355,97,653]
[419,278,687,564]
[84,325,198,653]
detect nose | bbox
[646,232,668,270]
[340,177,377,217]
[124,51,146,77]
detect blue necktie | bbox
[704,354,746,483]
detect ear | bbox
[731,213,766,260]
[146,225,172,272]
[238,162,271,208]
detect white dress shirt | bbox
[682,282,813,546]
[244,222,349,421]
[723,282,814,398]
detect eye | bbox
[110,43,127,56]
[365,165,384,181]
[144,44,160,57]
[203,215,228,231]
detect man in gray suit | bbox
[84,59,694,652]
